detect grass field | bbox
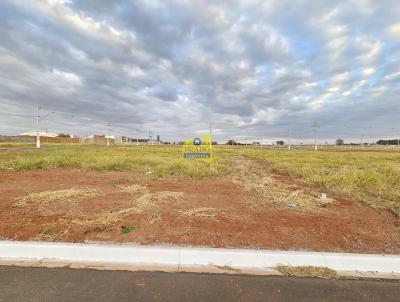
[0,142,35,148]
[1,145,399,215]
[1,144,399,251]
[0,145,229,178]
[232,147,400,215]
[0,142,81,148]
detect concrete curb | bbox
[0,241,399,279]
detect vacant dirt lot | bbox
[1,155,399,253]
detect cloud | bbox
[0,0,399,141]
[388,23,400,36]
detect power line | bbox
[0,113,36,117]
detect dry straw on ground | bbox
[116,184,185,213]
[71,185,186,229]
[71,210,125,230]
[132,191,185,214]
[228,156,330,211]
[116,184,148,195]
[14,188,98,208]
[177,207,224,221]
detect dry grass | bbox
[71,186,185,229]
[14,188,98,208]
[276,265,338,279]
[134,191,185,214]
[228,156,329,211]
[177,207,223,220]
[116,184,148,195]
[232,148,400,216]
[31,228,64,242]
[116,184,185,213]
[71,210,124,229]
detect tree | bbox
[336,139,344,146]
[377,139,399,146]
[227,140,237,145]
[58,133,70,138]
[276,140,285,146]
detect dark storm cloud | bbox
[0,0,399,142]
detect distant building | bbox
[18,131,58,138]
[121,136,149,143]
[85,134,112,144]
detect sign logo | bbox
[193,137,201,146]
[183,134,212,160]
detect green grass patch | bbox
[120,225,134,234]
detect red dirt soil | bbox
[0,168,399,254]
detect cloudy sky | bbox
[0,0,399,143]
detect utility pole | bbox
[209,122,212,142]
[106,123,111,147]
[209,122,213,161]
[135,130,139,146]
[312,121,320,151]
[36,105,41,149]
[287,129,291,149]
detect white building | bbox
[18,131,58,138]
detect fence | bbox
[0,135,35,143]
[0,135,79,144]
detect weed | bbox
[120,225,134,234]
[32,228,62,242]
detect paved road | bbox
[0,266,399,302]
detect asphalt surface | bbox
[0,266,399,302]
